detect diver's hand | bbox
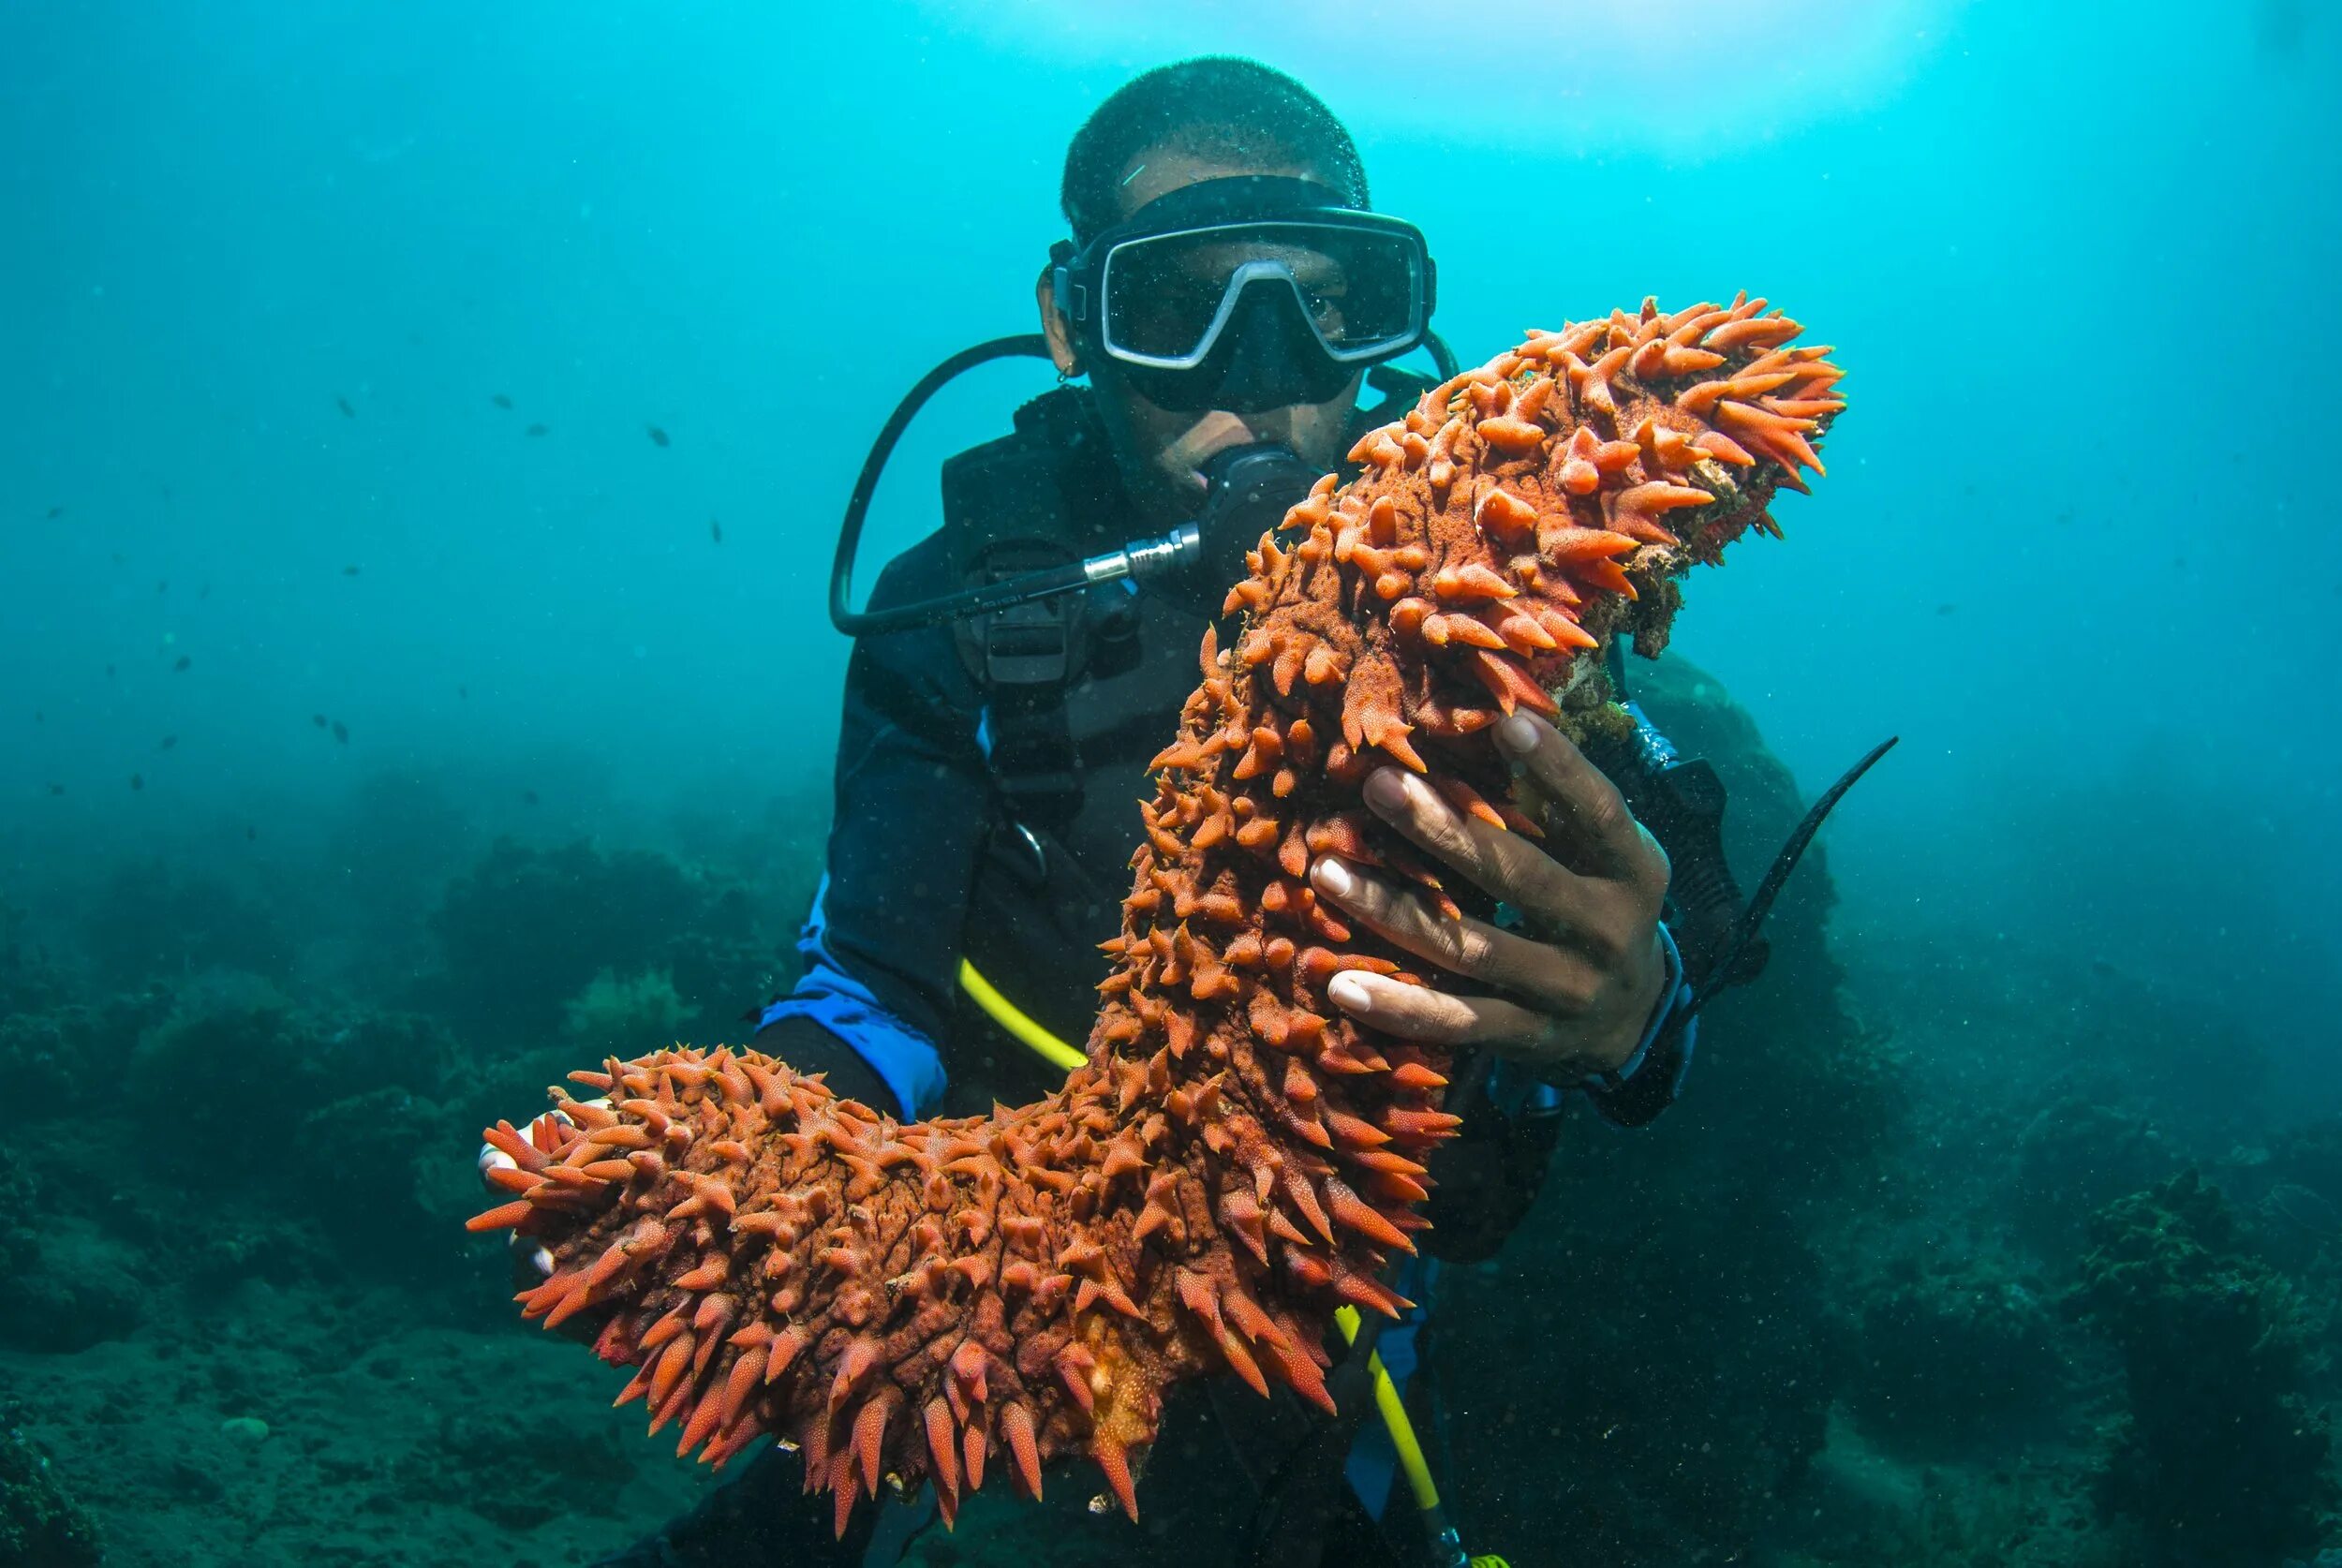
[478,1115,575,1291]
[1309,713,1669,1082]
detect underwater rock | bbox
[473,300,1845,1531]
[217,1416,269,1447]
[2013,1096,2174,1258]
[419,1407,636,1532]
[75,859,289,988]
[563,968,688,1054]
[0,1403,101,1567]
[2069,1169,2337,1565]
[289,1084,457,1267]
[0,905,69,1020]
[0,1232,146,1354]
[130,977,453,1187]
[1844,1240,2073,1455]
[430,838,778,1043]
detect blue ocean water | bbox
[2,4,2337,1565]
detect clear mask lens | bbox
[1100,222,1423,366]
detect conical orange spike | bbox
[924,1396,960,1506]
[854,1390,896,1497]
[1001,1401,1044,1499]
[1094,1440,1140,1521]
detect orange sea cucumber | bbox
[470,294,1842,1533]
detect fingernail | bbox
[1327,973,1372,1013]
[1364,769,1408,814]
[1495,715,1538,755]
[1313,859,1354,897]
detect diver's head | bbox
[1036,59,1433,528]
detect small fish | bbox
[104,664,116,678]
[457,684,468,700]
[1935,603,1956,615]
[159,735,176,750]
[335,395,356,419]
[2089,957,2117,978]
[525,422,549,437]
[343,565,362,576]
[523,789,541,806]
[46,505,63,520]
[198,582,210,599]
[32,712,41,724]
[646,424,670,448]
[157,580,168,594]
[710,518,723,545]
[129,773,143,791]
[245,824,258,841]
[332,719,349,745]
[172,654,191,673]
[312,713,328,729]
[48,783,64,796]
[492,393,513,409]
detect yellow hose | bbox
[957,957,1088,1073]
[1334,1305,1441,1514]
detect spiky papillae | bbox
[470,295,1843,1533]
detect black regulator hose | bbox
[829,334,1055,637]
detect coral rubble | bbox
[471,297,1843,1530]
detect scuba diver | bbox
[558,54,1887,1568]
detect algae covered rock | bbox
[127,975,454,1187]
[2070,1170,2337,1565]
[0,1405,99,1568]
[2013,1095,2174,1257]
[429,837,782,1043]
[1845,1240,2072,1454]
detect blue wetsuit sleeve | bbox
[753,570,989,1121]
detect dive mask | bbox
[1050,175,1436,414]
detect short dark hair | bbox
[1060,58,1369,245]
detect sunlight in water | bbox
[912,0,1968,148]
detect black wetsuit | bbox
[594,390,1683,1568]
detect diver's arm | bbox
[748,557,991,1120]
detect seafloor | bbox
[3,656,2335,1568]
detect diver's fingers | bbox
[479,1139,556,1280]
[1493,714,1670,894]
[1321,971,1607,1070]
[1360,764,1599,915]
[1310,856,1604,1013]
[482,1108,600,1281]
[477,1104,590,1186]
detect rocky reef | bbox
[2070,1170,2337,1565]
[0,1401,100,1568]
